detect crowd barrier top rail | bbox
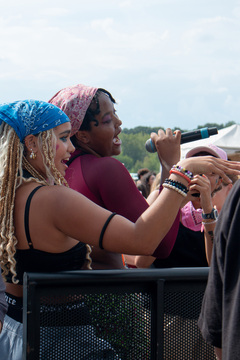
[23,267,210,285]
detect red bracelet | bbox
[169,169,191,184]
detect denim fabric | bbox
[0,316,120,360]
[0,315,23,360]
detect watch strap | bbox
[202,208,218,220]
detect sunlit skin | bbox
[148,174,156,187]
[212,182,233,212]
[24,122,75,180]
[81,92,122,157]
[53,123,75,176]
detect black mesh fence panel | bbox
[23,269,216,360]
[36,291,153,360]
[163,283,215,360]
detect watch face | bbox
[202,208,219,220]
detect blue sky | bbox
[1,0,240,130]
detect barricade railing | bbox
[23,268,215,360]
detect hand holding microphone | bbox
[145,127,218,153]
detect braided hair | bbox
[0,123,91,283]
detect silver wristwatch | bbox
[202,208,219,220]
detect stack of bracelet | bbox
[162,178,188,197]
[169,165,194,184]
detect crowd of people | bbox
[134,144,238,269]
[0,84,239,359]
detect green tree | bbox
[133,155,160,173]
[117,121,237,173]
[116,154,134,170]
[197,121,236,131]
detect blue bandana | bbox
[0,100,70,142]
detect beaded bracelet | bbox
[164,178,189,193]
[202,219,218,226]
[169,169,191,184]
[163,178,188,198]
[163,183,188,198]
[171,165,194,180]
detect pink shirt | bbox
[66,150,179,258]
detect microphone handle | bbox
[180,128,209,144]
[145,127,218,152]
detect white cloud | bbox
[0,0,240,129]
[40,8,71,17]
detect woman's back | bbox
[7,182,90,296]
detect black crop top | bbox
[6,185,88,284]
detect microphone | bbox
[145,127,218,153]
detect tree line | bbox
[116,121,236,173]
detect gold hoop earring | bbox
[30,149,36,160]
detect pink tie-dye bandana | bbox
[49,84,98,136]
[181,201,203,232]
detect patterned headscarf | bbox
[181,202,203,232]
[0,100,70,143]
[48,84,98,136]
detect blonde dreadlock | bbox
[22,129,68,187]
[0,123,92,282]
[23,129,92,269]
[0,123,22,283]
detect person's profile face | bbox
[87,93,122,157]
[54,122,75,176]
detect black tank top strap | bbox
[24,185,44,249]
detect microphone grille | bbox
[145,139,156,153]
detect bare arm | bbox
[215,347,222,360]
[47,156,240,255]
[134,189,160,267]
[146,189,159,205]
[203,223,215,265]
[135,255,156,268]
[188,174,216,265]
[151,128,181,184]
[52,180,184,255]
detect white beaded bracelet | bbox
[162,182,188,198]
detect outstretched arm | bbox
[50,155,240,255]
